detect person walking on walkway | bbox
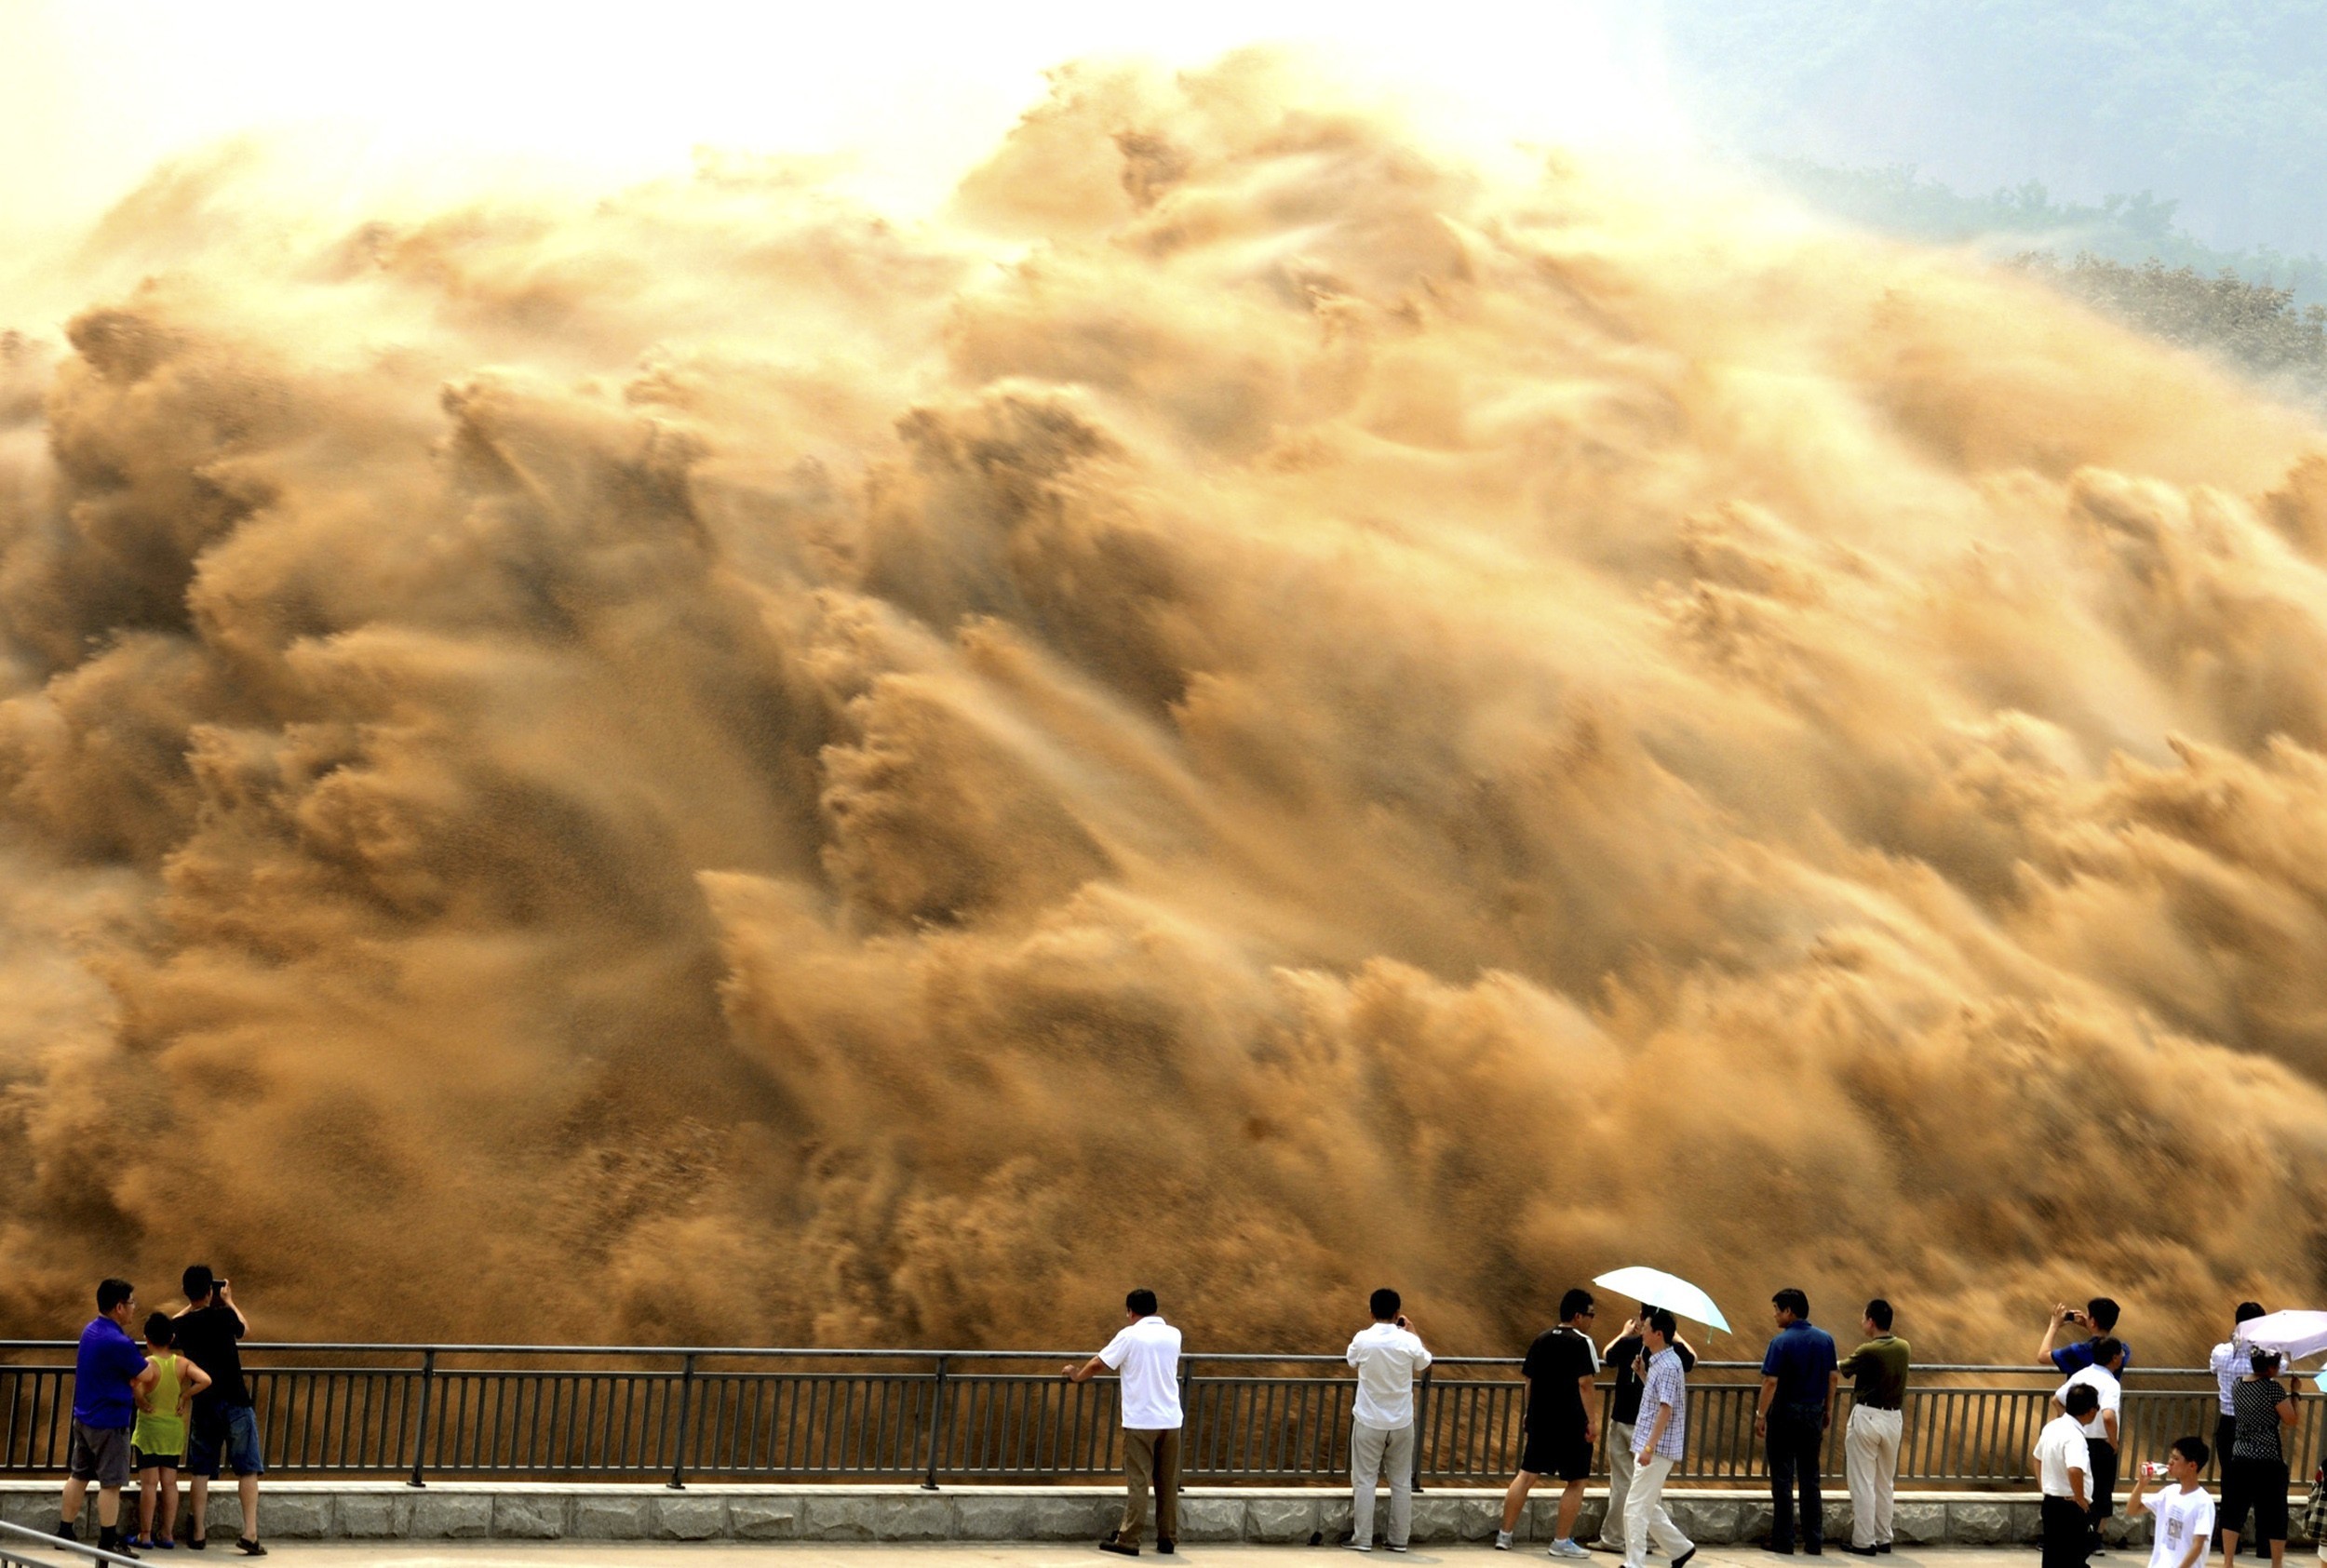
[1500,1289,1601,1556]
[2037,1386,2099,1568]
[61,1280,155,1560]
[2041,1299,2132,1375]
[1621,1310,1696,1568]
[1756,1289,1838,1555]
[2210,1305,2266,1488]
[1837,1299,1910,1557]
[2219,1350,2300,1568]
[2055,1336,2126,1558]
[1592,1307,1698,1555]
[1067,1289,1183,1558]
[131,1312,210,1550]
[174,1266,265,1556]
[2129,1437,2213,1568]
[1345,1290,1431,1553]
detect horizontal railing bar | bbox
[0,1343,2236,1376]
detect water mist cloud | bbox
[0,57,2323,1357]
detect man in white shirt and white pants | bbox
[1069,1289,1185,1557]
[1345,1289,1433,1552]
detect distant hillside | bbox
[1767,159,2326,303]
[1663,0,2327,258]
[2008,252,2327,410]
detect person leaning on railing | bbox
[1837,1299,1910,1558]
[1066,1288,1183,1559]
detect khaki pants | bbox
[1119,1428,1181,1548]
[1351,1421,1416,1548]
[1623,1453,1692,1568]
[1846,1405,1903,1548]
[1596,1422,1637,1548]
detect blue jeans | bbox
[186,1404,263,1479]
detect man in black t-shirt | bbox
[173,1266,265,1556]
[1499,1289,1602,1556]
[1591,1307,1700,1554]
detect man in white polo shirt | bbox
[1345,1288,1433,1552]
[1068,1289,1185,1557]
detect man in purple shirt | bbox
[61,1279,155,1559]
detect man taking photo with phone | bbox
[173,1266,264,1556]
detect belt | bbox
[1855,1401,1903,1412]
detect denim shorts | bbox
[185,1404,264,1479]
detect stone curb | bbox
[0,1482,2243,1548]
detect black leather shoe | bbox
[1762,1547,1796,1557]
[1673,1549,1697,1568]
[1843,1548,1879,1558]
[1158,1543,1176,1556]
[1100,1541,1139,1558]
[1807,1547,1824,1557]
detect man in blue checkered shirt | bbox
[1622,1310,1697,1568]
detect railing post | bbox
[406,1349,437,1488]
[1179,1356,1197,1480]
[667,1353,697,1490]
[1410,1365,1432,1492]
[921,1354,950,1491]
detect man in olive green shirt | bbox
[1839,1300,1911,1556]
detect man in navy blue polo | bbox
[1755,1289,1838,1556]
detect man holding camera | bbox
[2040,1299,2132,1376]
[173,1266,264,1555]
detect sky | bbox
[0,0,1681,243]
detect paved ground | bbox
[168,1548,2053,1568]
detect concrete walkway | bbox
[207,1548,2056,1568]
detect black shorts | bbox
[133,1448,183,1472]
[1520,1423,1594,1482]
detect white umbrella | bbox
[2236,1309,2327,1361]
[1593,1266,1731,1334]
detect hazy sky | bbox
[0,0,1679,239]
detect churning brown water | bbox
[2,58,2324,1359]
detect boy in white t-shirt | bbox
[2126,1435,2213,1568]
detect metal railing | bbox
[0,1343,2304,1491]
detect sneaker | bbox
[234,1542,266,1559]
[1553,1544,1594,1560]
[1390,1548,1410,1555]
[1346,1545,1374,1554]
[1497,1533,1516,1552]
[1100,1541,1139,1559]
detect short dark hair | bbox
[1125,1288,1158,1318]
[2252,1349,2282,1378]
[2237,1302,2266,1324]
[2172,1435,2212,1467]
[1864,1299,1893,1332]
[1371,1289,1402,1321]
[96,1279,133,1313]
[183,1265,215,1301]
[1559,1288,1595,1322]
[142,1313,175,1347]
[2065,1384,2100,1418]
[1645,1307,1678,1342]
[1772,1288,1809,1319]
[2092,1336,2125,1368]
[2087,1298,2119,1332]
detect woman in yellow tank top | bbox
[131,1314,210,1549]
